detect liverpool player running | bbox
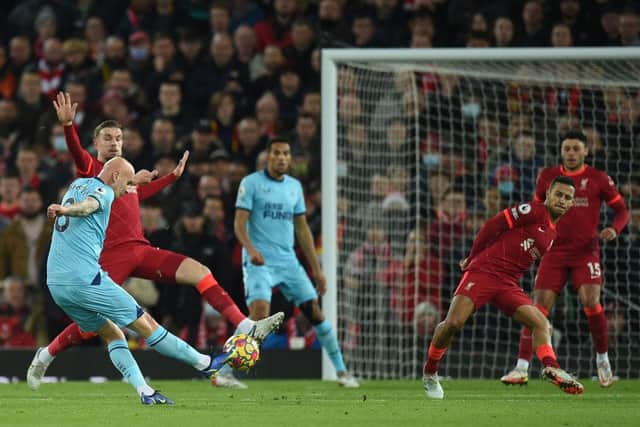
[501,131,628,388]
[424,176,584,399]
[27,92,283,390]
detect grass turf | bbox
[1,379,638,427]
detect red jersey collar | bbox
[560,164,586,176]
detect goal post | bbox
[321,47,640,380]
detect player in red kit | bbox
[27,92,283,390]
[501,131,629,388]
[424,176,584,399]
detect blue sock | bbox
[145,326,207,369]
[107,339,147,391]
[314,320,346,373]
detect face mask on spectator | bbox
[422,153,441,168]
[498,180,514,195]
[129,47,148,61]
[462,102,481,119]
[53,135,67,152]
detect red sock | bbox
[518,304,549,361]
[536,343,560,368]
[518,327,533,361]
[196,274,246,327]
[584,304,608,354]
[48,323,97,356]
[423,344,447,375]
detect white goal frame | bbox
[320,47,640,380]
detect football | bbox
[223,333,260,372]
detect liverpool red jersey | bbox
[534,165,624,256]
[63,125,176,249]
[466,202,557,283]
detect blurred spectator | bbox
[284,19,316,79]
[181,120,220,159]
[61,38,95,85]
[255,92,281,141]
[0,173,21,222]
[389,229,443,328]
[116,0,155,41]
[493,17,515,47]
[618,10,640,46]
[147,80,192,138]
[209,1,231,36]
[84,16,107,62]
[0,45,17,99]
[0,187,51,289]
[207,91,237,149]
[429,190,466,259]
[317,0,349,45]
[351,8,380,47]
[148,153,193,225]
[15,72,48,143]
[301,91,321,123]
[8,35,33,78]
[550,23,574,47]
[99,36,127,83]
[176,28,205,80]
[123,127,153,171]
[38,38,65,99]
[234,25,262,81]
[251,44,285,101]
[149,117,177,158]
[274,68,303,129]
[233,117,263,170]
[254,0,297,52]
[555,0,590,46]
[518,0,547,46]
[189,33,249,111]
[373,0,409,46]
[0,276,48,347]
[105,68,150,116]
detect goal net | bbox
[321,48,640,380]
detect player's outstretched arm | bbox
[137,151,189,201]
[294,214,326,295]
[54,92,93,176]
[47,198,99,218]
[234,209,264,265]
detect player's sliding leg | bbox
[27,322,97,390]
[296,299,359,388]
[96,319,174,405]
[502,290,556,385]
[512,305,583,395]
[174,257,284,340]
[423,295,476,399]
[578,284,614,387]
[128,312,235,379]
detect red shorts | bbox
[99,242,187,285]
[454,271,532,316]
[535,252,602,294]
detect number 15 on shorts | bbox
[587,262,601,279]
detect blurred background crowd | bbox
[0,0,639,356]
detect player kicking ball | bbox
[28,92,283,391]
[423,176,584,399]
[45,157,243,404]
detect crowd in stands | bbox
[0,0,639,356]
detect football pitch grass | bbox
[1,379,639,427]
